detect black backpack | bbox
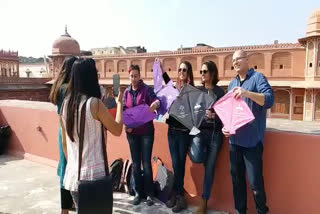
[153,158,175,203]
[109,158,124,191]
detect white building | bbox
[19,63,52,78]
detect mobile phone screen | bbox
[113,74,120,96]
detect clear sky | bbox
[0,0,319,57]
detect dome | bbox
[306,8,320,37]
[52,26,80,55]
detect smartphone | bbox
[113,74,120,96]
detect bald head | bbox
[232,50,249,75]
[233,50,247,58]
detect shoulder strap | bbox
[97,96,109,176]
[101,125,109,175]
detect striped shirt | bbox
[61,97,106,192]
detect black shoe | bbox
[132,195,141,205]
[172,195,187,213]
[166,194,176,208]
[146,196,154,206]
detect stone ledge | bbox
[0,100,56,111]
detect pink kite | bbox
[213,91,255,134]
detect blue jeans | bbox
[194,130,223,200]
[127,134,154,197]
[230,143,269,214]
[168,129,191,196]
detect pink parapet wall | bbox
[1,100,320,214]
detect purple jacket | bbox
[123,80,159,135]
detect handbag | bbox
[77,99,113,214]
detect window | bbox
[309,63,313,68]
[279,64,283,69]
[231,66,234,70]
[294,107,303,114]
[109,69,111,72]
[295,96,303,104]
[168,68,171,72]
[254,65,258,69]
[151,69,153,72]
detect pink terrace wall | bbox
[0,101,320,214]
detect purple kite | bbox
[156,82,179,115]
[213,91,255,134]
[153,59,163,94]
[123,104,157,128]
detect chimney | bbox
[274,40,279,45]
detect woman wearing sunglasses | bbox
[159,60,194,213]
[195,60,225,214]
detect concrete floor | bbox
[0,155,228,214]
[267,118,320,135]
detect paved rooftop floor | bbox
[267,118,320,135]
[0,155,227,214]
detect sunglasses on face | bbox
[178,68,187,73]
[200,70,208,75]
[232,56,247,63]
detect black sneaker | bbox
[166,195,176,208]
[146,196,154,206]
[172,195,187,213]
[132,195,141,205]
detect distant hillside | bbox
[19,56,49,64]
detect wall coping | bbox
[1,100,320,136]
[0,100,56,112]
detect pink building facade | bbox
[50,9,320,121]
[0,50,19,77]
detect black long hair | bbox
[202,60,219,86]
[65,58,101,142]
[49,56,78,105]
[176,61,194,89]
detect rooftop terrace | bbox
[0,100,320,214]
[0,155,226,214]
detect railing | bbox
[0,77,52,84]
[90,43,304,60]
[0,50,19,58]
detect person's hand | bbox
[155,58,165,74]
[106,87,113,98]
[222,127,231,137]
[206,110,215,119]
[232,87,248,99]
[149,101,160,112]
[115,87,125,104]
